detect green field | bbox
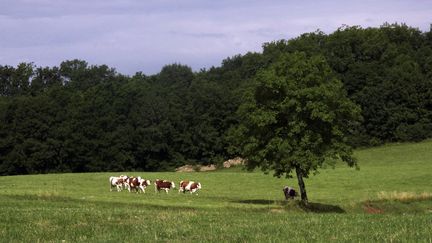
[1,141,431,242]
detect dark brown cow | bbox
[127,177,141,193]
[283,186,297,200]
[154,179,175,193]
[178,180,202,194]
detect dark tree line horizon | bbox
[1,23,432,175]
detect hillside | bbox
[0,141,431,241]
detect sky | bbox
[1,0,431,75]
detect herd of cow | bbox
[109,175,202,195]
[110,175,297,200]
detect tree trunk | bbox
[295,166,308,204]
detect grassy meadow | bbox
[0,141,431,242]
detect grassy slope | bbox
[0,141,431,242]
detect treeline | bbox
[1,23,431,175]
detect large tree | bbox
[229,52,361,203]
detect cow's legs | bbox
[109,178,114,192]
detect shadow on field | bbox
[299,202,345,213]
[235,199,346,213]
[236,199,275,205]
[4,194,198,212]
[5,193,72,202]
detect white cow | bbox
[109,175,129,192]
[138,178,151,193]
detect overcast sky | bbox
[1,0,431,75]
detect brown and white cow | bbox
[179,180,202,195]
[109,175,129,192]
[138,178,151,193]
[125,177,151,193]
[126,176,141,193]
[154,179,175,193]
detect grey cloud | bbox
[169,31,227,39]
[1,0,431,75]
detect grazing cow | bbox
[109,175,129,192]
[125,177,151,193]
[178,180,202,195]
[154,179,175,193]
[283,186,297,200]
[138,178,151,193]
[126,176,142,193]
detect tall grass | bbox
[377,191,432,202]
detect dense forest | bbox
[1,23,432,175]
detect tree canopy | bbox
[228,52,361,202]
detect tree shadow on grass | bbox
[299,202,345,213]
[235,199,345,213]
[236,199,275,205]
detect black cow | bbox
[283,186,297,200]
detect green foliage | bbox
[260,24,432,145]
[323,24,432,144]
[0,23,432,175]
[232,52,361,175]
[228,51,361,201]
[0,63,33,96]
